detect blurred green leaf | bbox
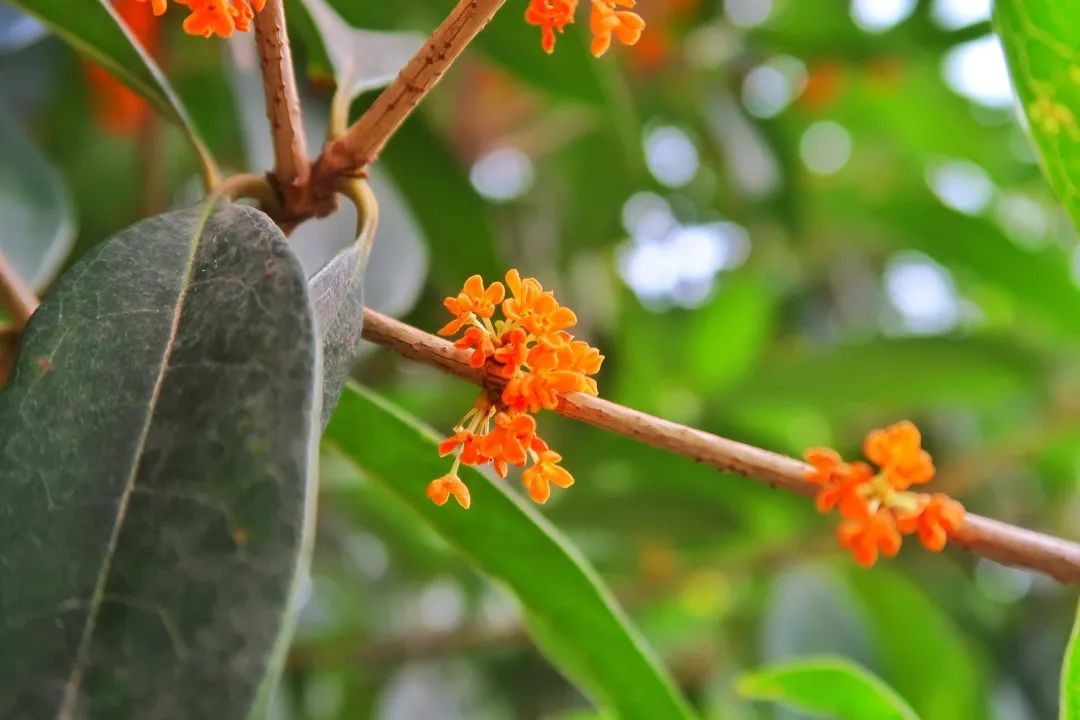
[738,656,920,720]
[324,385,696,720]
[727,337,1040,413]
[883,201,1080,336]
[0,108,74,291]
[686,275,775,394]
[1062,601,1080,720]
[0,203,320,718]
[6,0,216,178]
[846,569,986,720]
[996,0,1080,230]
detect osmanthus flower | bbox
[138,0,266,38]
[805,421,966,568]
[428,270,603,508]
[525,0,645,57]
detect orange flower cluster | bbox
[525,0,645,57]
[428,271,603,509]
[805,421,965,568]
[87,0,161,134]
[137,0,265,38]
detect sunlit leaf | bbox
[0,203,320,718]
[996,0,1080,229]
[324,385,695,720]
[738,656,920,720]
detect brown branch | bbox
[312,0,508,181]
[253,0,310,213]
[0,249,38,330]
[359,308,1080,585]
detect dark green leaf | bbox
[0,203,320,719]
[738,656,921,720]
[996,0,1080,229]
[6,0,216,177]
[0,108,74,290]
[324,385,695,720]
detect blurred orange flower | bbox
[86,0,161,134]
[525,0,645,57]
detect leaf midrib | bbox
[56,202,218,719]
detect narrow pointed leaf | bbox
[0,203,320,719]
[738,657,921,720]
[324,385,695,720]
[6,0,217,177]
[1061,601,1080,720]
[996,0,1080,229]
[0,108,75,291]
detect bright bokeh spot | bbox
[469,147,534,202]
[942,36,1016,108]
[995,192,1050,246]
[725,0,772,29]
[645,125,700,188]
[799,121,852,175]
[618,195,751,308]
[884,252,961,335]
[621,191,677,240]
[927,160,994,215]
[742,56,807,119]
[850,0,916,33]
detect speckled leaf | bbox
[309,202,373,427]
[996,0,1080,229]
[0,203,321,719]
[6,0,216,175]
[324,385,695,720]
[0,108,75,291]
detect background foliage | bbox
[1,0,1079,717]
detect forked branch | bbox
[311,0,508,182]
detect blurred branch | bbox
[359,308,1080,585]
[310,0,507,184]
[0,249,38,330]
[252,0,310,218]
